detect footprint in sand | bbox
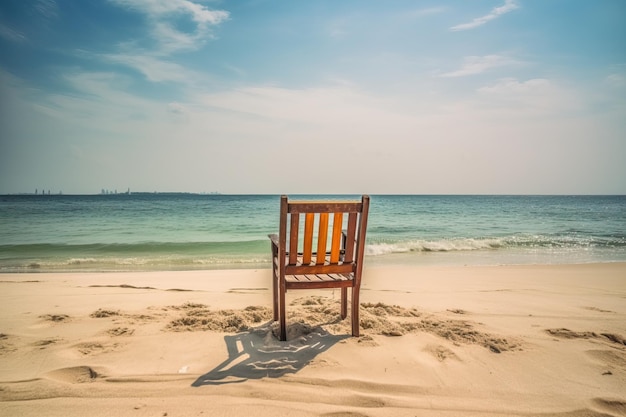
[45,366,99,383]
[0,333,17,354]
[592,398,626,416]
[546,328,598,340]
[90,309,120,318]
[107,327,135,337]
[583,306,615,313]
[32,338,62,349]
[546,328,626,346]
[425,344,460,362]
[587,350,626,371]
[39,314,70,323]
[74,341,121,355]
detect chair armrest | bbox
[268,234,279,248]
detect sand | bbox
[1,263,625,416]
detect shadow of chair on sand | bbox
[192,322,348,386]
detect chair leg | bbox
[270,244,279,321]
[272,266,279,321]
[351,287,360,337]
[279,283,287,341]
[340,288,348,319]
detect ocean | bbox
[1,194,625,273]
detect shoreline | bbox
[1,263,625,416]
[4,255,626,275]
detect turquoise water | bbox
[1,194,625,272]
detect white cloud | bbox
[478,77,551,94]
[475,77,586,116]
[605,73,625,88]
[138,0,229,54]
[0,24,27,43]
[196,85,409,129]
[108,0,228,25]
[98,0,229,85]
[25,71,170,131]
[439,55,516,77]
[327,24,348,39]
[103,53,197,83]
[152,21,202,54]
[407,7,447,18]
[34,0,59,20]
[450,0,519,31]
[0,0,58,43]
[168,102,185,114]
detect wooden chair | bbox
[269,195,370,341]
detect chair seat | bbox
[285,273,354,289]
[285,273,352,282]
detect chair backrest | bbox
[278,195,370,277]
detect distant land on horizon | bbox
[3,190,224,196]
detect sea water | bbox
[0,194,624,272]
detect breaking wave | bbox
[365,234,626,256]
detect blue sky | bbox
[1,0,625,194]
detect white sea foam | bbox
[67,258,101,265]
[366,238,505,256]
[192,257,271,265]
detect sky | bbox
[0,0,625,195]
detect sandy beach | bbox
[1,263,625,416]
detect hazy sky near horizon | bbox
[1,0,625,195]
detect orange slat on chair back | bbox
[330,212,343,263]
[302,213,315,264]
[316,213,329,263]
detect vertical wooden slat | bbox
[302,213,315,264]
[353,195,370,287]
[343,212,358,263]
[288,213,299,265]
[330,212,343,263]
[316,213,329,265]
